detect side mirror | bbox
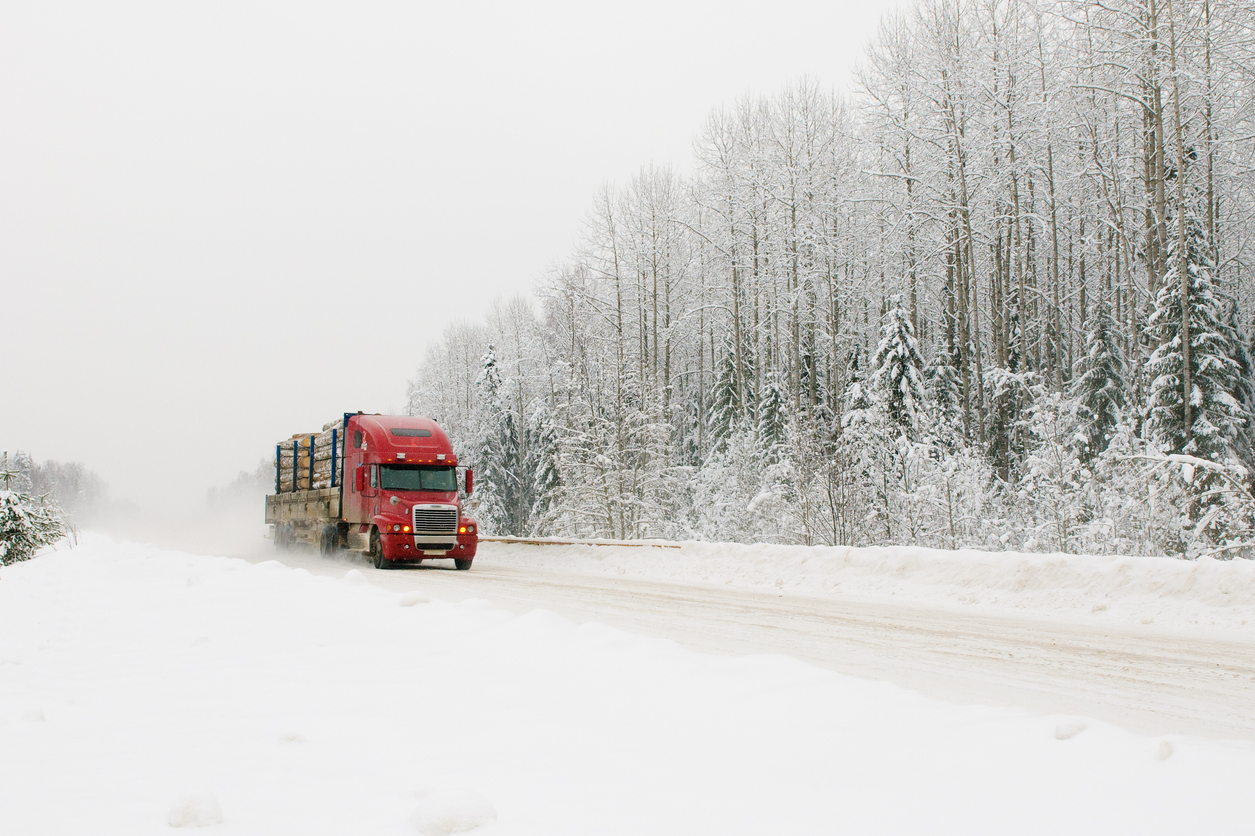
[465,468,474,495]
[355,466,366,492]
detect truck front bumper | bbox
[378,532,478,561]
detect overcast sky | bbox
[1,0,899,511]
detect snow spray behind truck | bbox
[265,412,479,570]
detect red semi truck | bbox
[264,412,479,570]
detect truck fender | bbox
[371,515,401,534]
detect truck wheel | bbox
[275,524,292,550]
[454,558,472,571]
[319,525,338,556]
[370,528,391,570]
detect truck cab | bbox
[341,413,478,569]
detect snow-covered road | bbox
[5,536,1255,834]
[247,541,1255,743]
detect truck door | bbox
[365,464,380,518]
[343,422,369,524]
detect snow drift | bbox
[481,537,1255,636]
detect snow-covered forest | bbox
[0,453,72,565]
[407,0,1255,557]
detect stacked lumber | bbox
[273,419,345,492]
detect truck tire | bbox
[319,525,338,556]
[454,558,472,571]
[369,528,391,570]
[275,523,292,550]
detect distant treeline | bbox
[1,450,108,523]
[206,459,273,511]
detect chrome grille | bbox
[413,505,458,536]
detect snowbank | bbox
[481,538,1255,636]
[1,535,1253,834]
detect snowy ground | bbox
[3,535,1254,834]
[481,537,1255,638]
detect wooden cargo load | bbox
[273,419,345,493]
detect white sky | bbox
[1,0,898,510]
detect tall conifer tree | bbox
[1146,211,1243,463]
[872,294,927,436]
[1072,300,1127,461]
[470,346,524,534]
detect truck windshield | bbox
[378,465,456,492]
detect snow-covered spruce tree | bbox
[757,373,789,463]
[0,491,69,565]
[1071,299,1127,462]
[1219,301,1255,475]
[1145,210,1243,465]
[872,294,927,437]
[467,346,523,535]
[1,453,69,565]
[841,345,872,417]
[1144,206,1249,548]
[926,343,962,437]
[523,402,561,535]
[705,345,740,454]
[839,347,877,445]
